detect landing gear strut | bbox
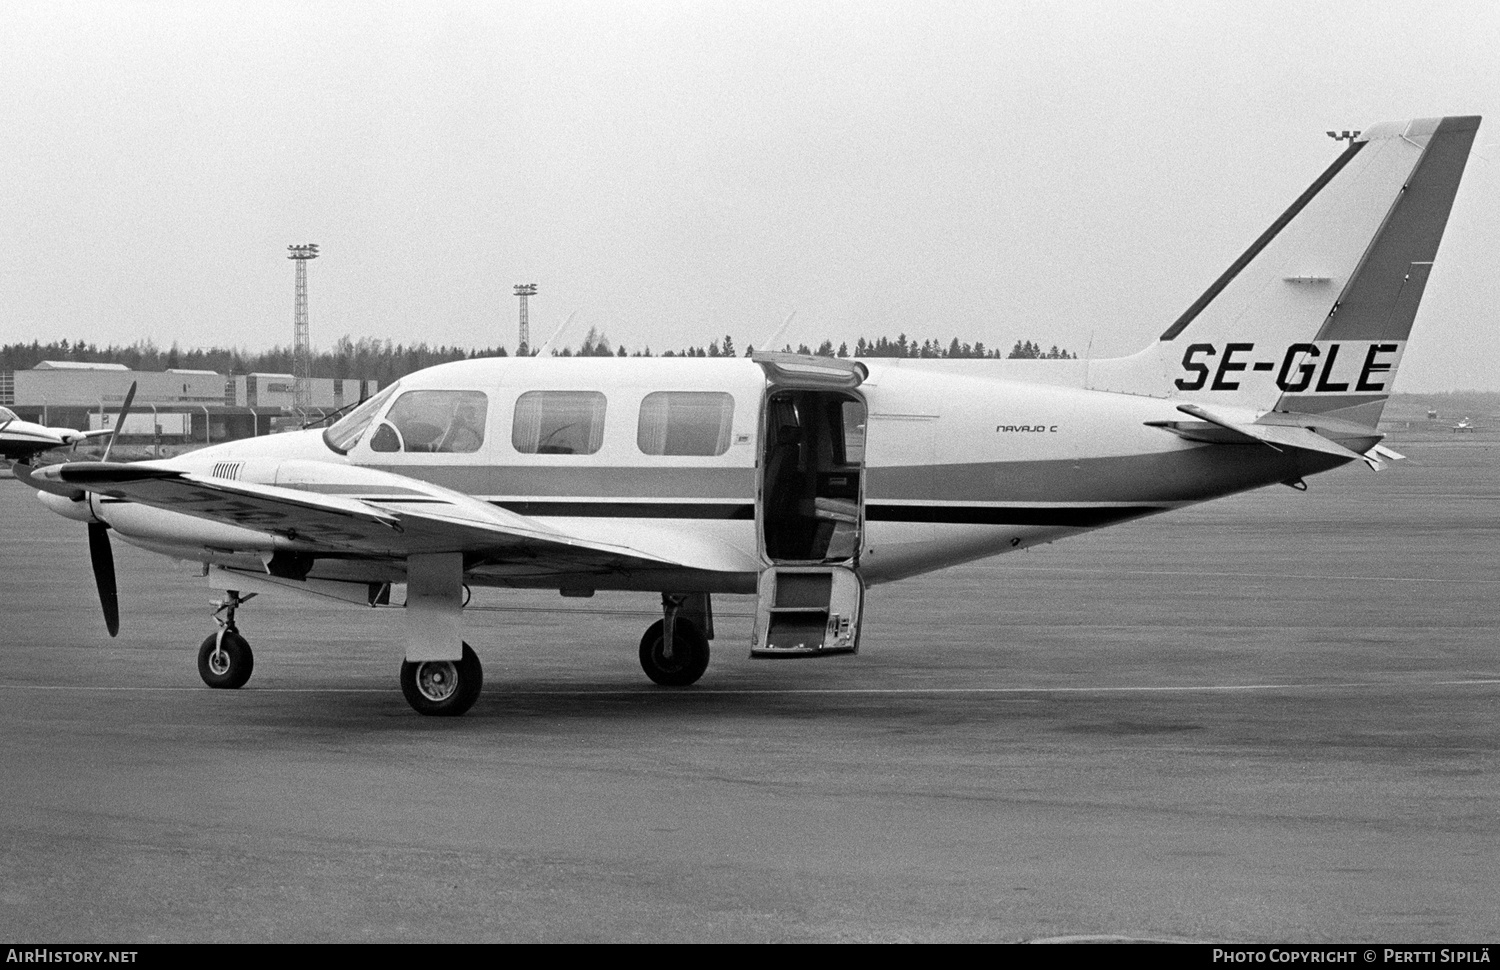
[639,593,712,687]
[197,591,257,689]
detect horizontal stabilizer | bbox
[1361,442,1406,471]
[1174,404,1371,462]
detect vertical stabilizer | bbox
[1088,116,1480,427]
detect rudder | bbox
[1089,115,1480,427]
[1274,116,1480,425]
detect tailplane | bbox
[1090,115,1480,428]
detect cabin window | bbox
[368,390,488,453]
[323,382,399,454]
[637,392,735,456]
[512,391,606,455]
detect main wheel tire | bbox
[639,619,710,687]
[197,631,254,689]
[400,643,483,717]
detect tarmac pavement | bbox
[1,439,1497,942]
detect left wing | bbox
[35,461,760,576]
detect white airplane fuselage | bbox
[77,355,1354,591]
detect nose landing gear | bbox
[197,591,256,689]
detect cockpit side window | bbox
[368,390,488,453]
[323,383,399,454]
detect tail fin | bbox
[1090,115,1480,427]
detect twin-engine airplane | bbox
[0,406,115,462]
[18,115,1480,717]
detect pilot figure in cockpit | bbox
[437,401,483,453]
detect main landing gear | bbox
[191,586,702,713]
[197,591,256,689]
[400,644,483,717]
[639,593,712,687]
[195,586,483,716]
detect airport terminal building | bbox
[0,361,379,445]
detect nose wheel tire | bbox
[639,619,710,687]
[400,643,483,717]
[197,631,254,689]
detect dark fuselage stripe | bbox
[865,504,1161,526]
[494,501,756,519]
[484,500,1159,527]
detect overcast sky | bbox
[2,0,1496,390]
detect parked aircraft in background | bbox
[0,407,115,462]
[17,115,1480,717]
[1453,416,1476,432]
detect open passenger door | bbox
[750,353,867,657]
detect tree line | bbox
[2,332,1073,384]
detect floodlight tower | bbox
[514,283,537,356]
[288,243,319,409]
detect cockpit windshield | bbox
[0,407,17,423]
[322,382,399,454]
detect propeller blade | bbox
[101,381,137,463]
[87,521,120,637]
